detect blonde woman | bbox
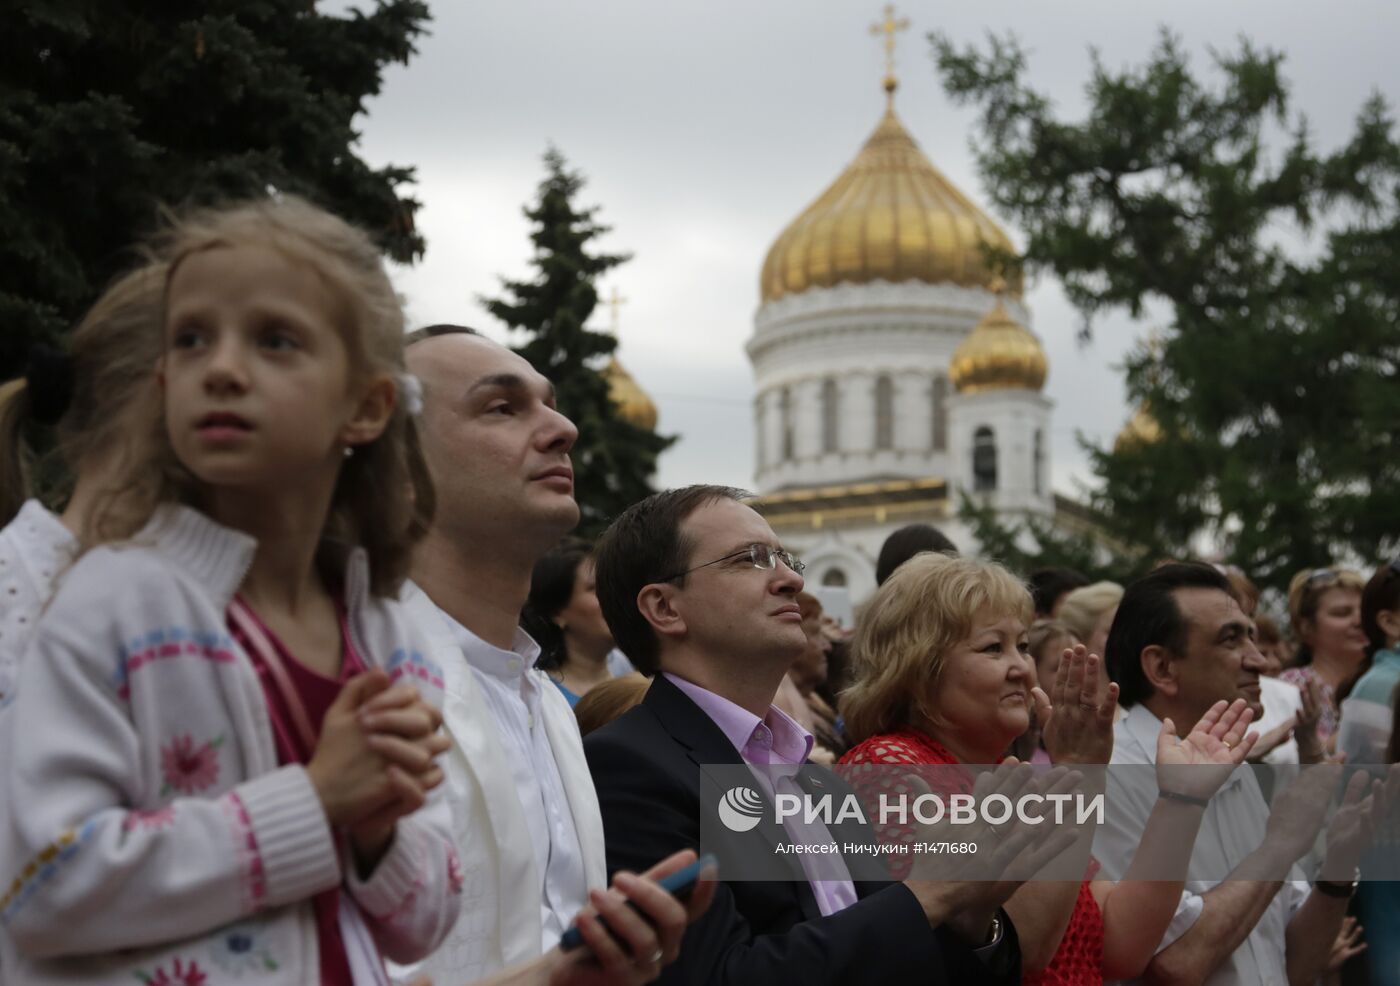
[1281,567,1368,749]
[1057,580,1124,661]
[838,553,1254,985]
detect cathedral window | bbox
[874,374,894,450]
[821,379,839,454]
[1033,429,1044,495]
[781,387,794,461]
[931,374,948,451]
[973,426,997,491]
[755,397,767,470]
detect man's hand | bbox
[1157,698,1256,800]
[1320,765,1400,880]
[547,850,717,986]
[903,760,1083,939]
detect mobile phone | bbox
[558,853,717,952]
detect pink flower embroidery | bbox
[447,846,464,895]
[160,735,222,795]
[123,806,177,832]
[140,957,208,985]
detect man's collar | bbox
[663,673,813,764]
[433,603,541,681]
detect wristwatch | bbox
[982,913,1003,947]
[1314,868,1360,899]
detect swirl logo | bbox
[717,786,766,832]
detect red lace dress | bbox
[840,729,1105,986]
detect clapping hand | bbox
[1035,644,1119,765]
[1156,698,1257,802]
[1320,764,1400,881]
[1295,678,1326,763]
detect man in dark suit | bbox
[585,485,1034,985]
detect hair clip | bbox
[398,373,424,416]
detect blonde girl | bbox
[0,197,460,985]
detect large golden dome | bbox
[760,100,1021,304]
[601,355,658,431]
[949,292,1046,393]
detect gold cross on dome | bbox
[870,4,910,96]
[600,285,628,335]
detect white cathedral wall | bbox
[748,281,1029,493]
[946,389,1054,515]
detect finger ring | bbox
[649,948,664,964]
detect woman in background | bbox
[1281,567,1367,751]
[525,537,619,707]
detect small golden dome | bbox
[601,356,658,431]
[1114,403,1163,453]
[760,102,1021,303]
[949,294,1047,393]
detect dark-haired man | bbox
[394,327,709,986]
[585,485,1032,986]
[874,523,957,586]
[1098,562,1378,986]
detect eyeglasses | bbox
[662,543,806,582]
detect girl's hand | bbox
[357,682,451,780]
[307,669,403,828]
[347,683,451,872]
[1036,645,1118,765]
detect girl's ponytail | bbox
[0,378,33,525]
[0,266,164,533]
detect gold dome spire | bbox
[1114,403,1163,453]
[759,98,1022,304]
[949,283,1046,393]
[601,355,658,431]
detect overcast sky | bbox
[331,0,1400,498]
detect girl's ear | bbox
[340,372,396,447]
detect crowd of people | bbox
[0,195,1397,986]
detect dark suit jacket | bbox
[583,674,1022,985]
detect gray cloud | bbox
[335,0,1400,495]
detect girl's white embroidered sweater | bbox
[0,506,461,985]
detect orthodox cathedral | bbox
[605,12,1116,605]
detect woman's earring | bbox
[343,445,355,458]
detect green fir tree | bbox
[483,148,674,537]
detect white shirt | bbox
[1096,703,1309,986]
[1257,675,1304,766]
[438,610,590,952]
[0,500,76,713]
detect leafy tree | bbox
[483,148,674,537]
[2,0,429,380]
[958,492,1142,583]
[932,30,1400,590]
